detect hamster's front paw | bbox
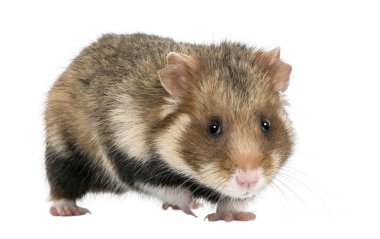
[206,211,256,222]
[188,200,203,209]
[162,202,181,210]
[162,200,203,210]
[162,200,202,217]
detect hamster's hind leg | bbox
[49,199,90,216]
[45,144,96,216]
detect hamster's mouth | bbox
[222,188,262,199]
[243,191,254,196]
[226,191,256,199]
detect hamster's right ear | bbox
[158,52,201,99]
[262,48,292,92]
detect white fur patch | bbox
[155,113,194,175]
[159,97,179,119]
[279,94,292,130]
[46,125,67,155]
[52,198,75,207]
[93,139,129,189]
[137,183,192,208]
[110,96,150,161]
[222,167,267,199]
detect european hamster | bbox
[44,33,294,221]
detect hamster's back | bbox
[45,34,184,199]
[46,33,183,139]
[55,33,179,104]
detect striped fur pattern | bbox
[44,33,294,213]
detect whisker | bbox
[279,169,334,219]
[272,176,305,215]
[270,180,296,214]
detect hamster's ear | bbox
[158,52,200,99]
[272,62,292,92]
[263,47,292,92]
[263,47,281,64]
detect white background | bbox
[1,0,379,238]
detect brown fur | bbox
[45,33,294,206]
[170,44,294,187]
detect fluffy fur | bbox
[44,33,294,218]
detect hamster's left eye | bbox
[209,120,222,136]
[261,119,271,133]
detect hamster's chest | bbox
[108,148,223,203]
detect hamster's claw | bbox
[206,212,256,222]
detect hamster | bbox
[44,33,294,221]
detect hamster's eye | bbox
[209,120,222,136]
[261,119,271,133]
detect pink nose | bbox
[236,169,260,189]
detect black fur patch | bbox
[108,146,224,203]
[78,78,91,86]
[45,143,118,200]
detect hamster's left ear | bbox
[158,52,201,99]
[263,48,292,92]
[272,61,292,92]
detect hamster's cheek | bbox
[196,163,229,187]
[261,153,282,180]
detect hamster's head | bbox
[156,44,294,199]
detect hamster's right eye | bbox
[261,119,271,134]
[209,120,222,136]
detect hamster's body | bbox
[45,33,294,220]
